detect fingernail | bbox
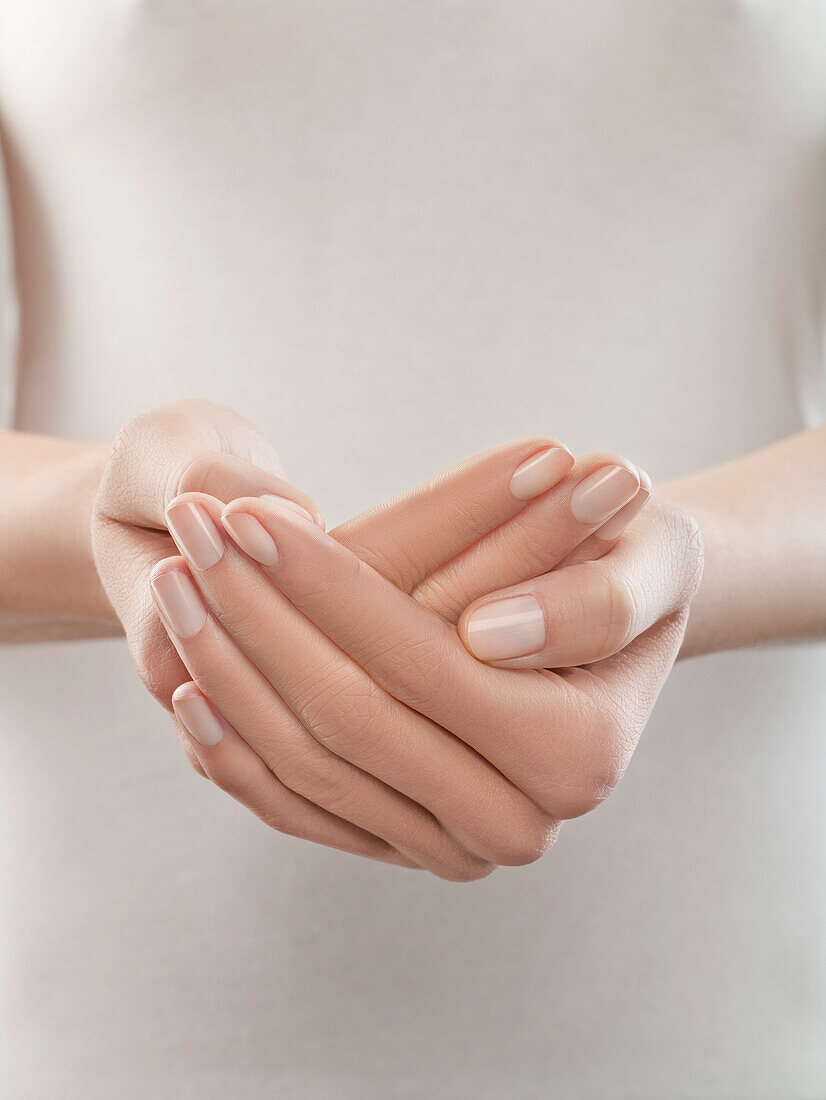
[221,512,279,566]
[166,501,224,570]
[595,481,651,541]
[173,690,227,746]
[571,465,639,525]
[465,595,546,662]
[150,569,207,638]
[510,447,574,501]
[260,494,316,524]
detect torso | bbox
[1,4,825,1096]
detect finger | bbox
[332,437,573,590]
[411,454,642,621]
[458,497,702,669]
[559,468,652,567]
[165,496,556,868]
[218,494,692,828]
[218,494,570,799]
[219,492,690,825]
[92,402,324,713]
[171,682,414,867]
[150,557,494,881]
[171,709,209,778]
[95,490,321,711]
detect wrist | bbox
[0,437,119,640]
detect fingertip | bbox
[172,685,231,747]
[220,507,280,567]
[148,554,190,586]
[593,478,652,542]
[171,679,201,704]
[509,445,575,501]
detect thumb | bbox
[457,498,703,669]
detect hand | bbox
[151,444,672,878]
[458,491,704,670]
[90,400,321,770]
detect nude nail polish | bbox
[570,466,639,526]
[166,501,224,570]
[595,483,650,541]
[510,447,574,501]
[150,569,207,638]
[465,595,546,662]
[221,513,279,567]
[173,690,227,747]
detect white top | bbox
[0,148,17,427]
[1,4,825,1096]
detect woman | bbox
[1,3,825,1096]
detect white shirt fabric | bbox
[0,148,17,427]
[1,4,825,1097]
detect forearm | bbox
[0,430,119,641]
[662,425,826,658]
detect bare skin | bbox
[2,405,823,654]
[2,402,825,874]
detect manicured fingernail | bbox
[166,501,224,570]
[221,512,279,566]
[260,494,315,524]
[570,465,639,525]
[465,595,546,662]
[150,569,207,638]
[595,481,651,541]
[173,690,227,746]
[510,447,574,501]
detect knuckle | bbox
[581,566,639,659]
[550,770,614,819]
[432,857,497,884]
[278,748,353,814]
[612,573,640,647]
[376,630,453,714]
[212,598,265,649]
[602,568,640,653]
[299,667,389,763]
[561,733,630,819]
[175,454,222,497]
[488,817,556,866]
[412,570,463,622]
[528,688,631,819]
[255,808,291,834]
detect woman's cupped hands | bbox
[143,430,702,880]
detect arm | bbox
[663,425,826,657]
[0,429,115,641]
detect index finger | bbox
[332,438,573,591]
[220,495,580,809]
[413,453,642,620]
